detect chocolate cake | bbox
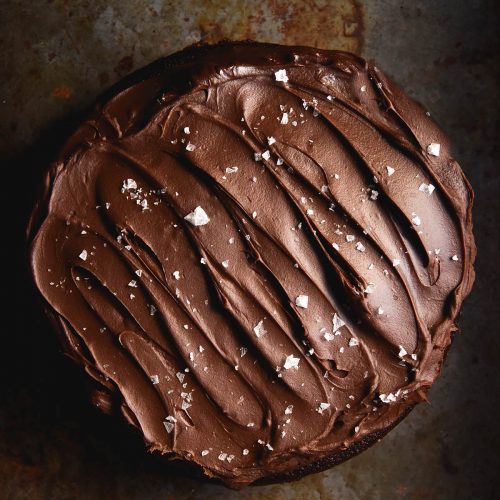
[28,42,475,488]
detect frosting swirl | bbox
[29,42,475,488]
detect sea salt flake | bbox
[295,295,309,309]
[240,347,247,357]
[243,449,249,455]
[306,208,314,216]
[201,450,209,456]
[225,166,239,174]
[176,372,185,383]
[149,304,157,316]
[419,183,436,195]
[122,178,137,190]
[185,142,196,151]
[172,271,180,280]
[332,313,345,332]
[218,453,227,461]
[317,402,330,414]
[386,166,395,176]
[377,306,384,315]
[364,283,376,294]
[285,405,294,415]
[355,242,366,252]
[267,136,276,145]
[275,69,289,83]
[411,213,421,226]
[253,320,267,338]
[370,190,379,201]
[346,235,355,242]
[332,242,340,251]
[135,269,143,277]
[379,393,397,403]
[451,255,459,261]
[324,331,335,341]
[427,143,441,156]
[398,345,408,358]
[349,338,359,347]
[150,375,159,385]
[128,280,138,287]
[280,112,289,125]
[283,355,300,370]
[392,258,401,267]
[79,250,88,261]
[184,206,210,226]
[222,260,229,268]
[163,421,174,433]
[183,126,190,134]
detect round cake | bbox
[28,42,475,488]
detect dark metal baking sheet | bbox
[2,1,499,498]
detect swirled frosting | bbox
[29,42,475,488]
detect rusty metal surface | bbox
[2,1,499,498]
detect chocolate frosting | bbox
[28,42,475,488]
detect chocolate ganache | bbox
[28,42,475,488]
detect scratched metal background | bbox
[2,1,499,499]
